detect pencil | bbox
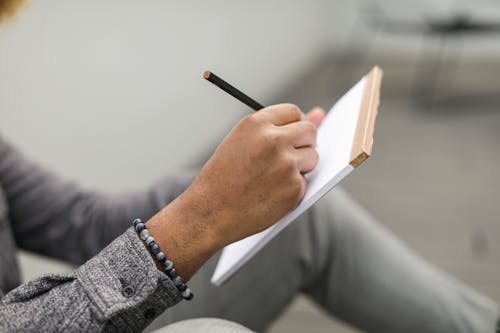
[203,71,265,111]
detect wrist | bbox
[168,190,223,254]
[146,190,221,280]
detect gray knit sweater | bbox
[0,136,195,332]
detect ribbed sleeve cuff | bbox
[75,228,182,332]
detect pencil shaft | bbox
[204,71,265,111]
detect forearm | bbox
[0,228,182,333]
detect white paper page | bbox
[211,77,367,286]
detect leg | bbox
[305,188,498,332]
[146,187,499,333]
[150,318,255,333]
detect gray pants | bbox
[147,188,498,333]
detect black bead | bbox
[135,223,145,233]
[133,218,142,227]
[184,293,194,301]
[178,283,187,292]
[150,244,160,255]
[158,257,167,264]
[155,252,166,262]
[168,268,178,279]
[163,260,174,271]
[173,276,184,286]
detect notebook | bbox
[211,67,383,286]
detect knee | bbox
[312,187,379,245]
[157,318,255,333]
[313,187,357,231]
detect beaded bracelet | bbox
[132,218,193,301]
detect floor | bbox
[18,51,500,332]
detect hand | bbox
[147,104,325,279]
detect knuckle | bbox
[240,114,271,138]
[259,105,281,120]
[287,104,302,118]
[261,129,282,147]
[306,120,317,133]
[307,123,318,144]
[302,120,317,135]
[241,113,260,127]
[237,116,251,130]
[277,103,302,119]
[294,122,317,147]
[250,130,282,161]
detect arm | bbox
[0,136,194,264]
[0,228,183,332]
[147,105,324,280]
[0,104,323,332]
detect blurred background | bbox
[0,0,499,332]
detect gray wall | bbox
[2,1,499,193]
[0,0,343,191]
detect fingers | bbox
[258,103,304,126]
[305,107,326,127]
[294,147,319,173]
[257,104,325,127]
[279,120,317,148]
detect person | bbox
[0,1,499,332]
